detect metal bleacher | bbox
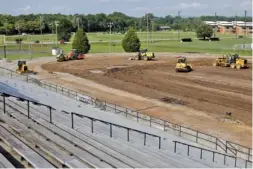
[0,69,252,168]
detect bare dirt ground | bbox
[11,53,252,147]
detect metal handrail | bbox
[0,66,252,161]
[173,141,252,168]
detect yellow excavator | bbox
[213,54,247,69]
[16,61,36,75]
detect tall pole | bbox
[108,22,113,55]
[40,16,43,47]
[178,11,181,41]
[146,13,149,49]
[244,10,247,37]
[55,22,59,47]
[235,14,238,37]
[214,12,217,37]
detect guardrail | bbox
[0,66,252,161]
[0,91,162,149]
[173,141,252,168]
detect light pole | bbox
[40,16,43,47]
[144,13,149,49]
[177,11,181,41]
[214,12,217,37]
[55,21,59,47]
[244,10,247,37]
[107,22,113,55]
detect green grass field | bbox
[0,31,251,60]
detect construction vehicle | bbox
[129,49,155,61]
[213,53,247,69]
[56,49,85,62]
[16,61,36,74]
[175,56,192,72]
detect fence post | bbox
[61,87,63,94]
[56,85,57,92]
[159,137,161,149]
[225,141,228,153]
[91,119,94,133]
[71,112,74,129]
[3,45,6,58]
[224,155,226,165]
[200,149,203,159]
[110,124,112,137]
[150,117,152,127]
[127,128,129,142]
[3,95,6,114]
[213,152,215,162]
[114,104,116,113]
[164,121,166,131]
[49,107,52,124]
[144,133,146,146]
[196,131,198,143]
[27,100,30,119]
[125,108,127,117]
[137,112,139,122]
[174,142,177,153]
[179,125,181,136]
[187,145,190,156]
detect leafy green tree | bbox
[122,27,141,52]
[57,18,72,41]
[72,28,90,53]
[195,24,214,39]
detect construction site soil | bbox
[39,55,252,146]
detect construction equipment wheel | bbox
[236,64,241,69]
[213,63,217,67]
[230,63,236,69]
[143,56,148,61]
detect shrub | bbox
[122,27,141,52]
[72,28,90,54]
[15,38,23,44]
[34,40,40,43]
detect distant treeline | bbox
[0,12,251,35]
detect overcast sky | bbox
[1,0,252,17]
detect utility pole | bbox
[145,13,149,49]
[151,16,154,45]
[235,14,238,37]
[55,21,59,47]
[244,10,247,37]
[40,16,43,47]
[108,22,113,55]
[178,11,181,41]
[214,12,217,37]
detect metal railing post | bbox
[159,137,161,149]
[27,100,30,118]
[225,141,228,153]
[179,125,181,136]
[110,124,112,137]
[137,112,139,122]
[196,131,198,143]
[114,104,116,113]
[71,112,74,129]
[127,128,130,142]
[174,141,177,153]
[224,155,226,165]
[248,149,251,161]
[49,107,52,123]
[216,138,218,150]
[200,149,203,159]
[125,108,127,117]
[234,157,237,167]
[144,133,146,146]
[150,117,152,126]
[91,119,94,133]
[3,95,6,114]
[187,145,190,156]
[164,121,166,131]
[213,152,215,162]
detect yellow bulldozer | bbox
[129,49,155,61]
[175,56,193,72]
[213,54,247,69]
[16,61,36,75]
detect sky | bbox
[1,0,252,17]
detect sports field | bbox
[0,31,251,60]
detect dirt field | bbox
[33,54,252,146]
